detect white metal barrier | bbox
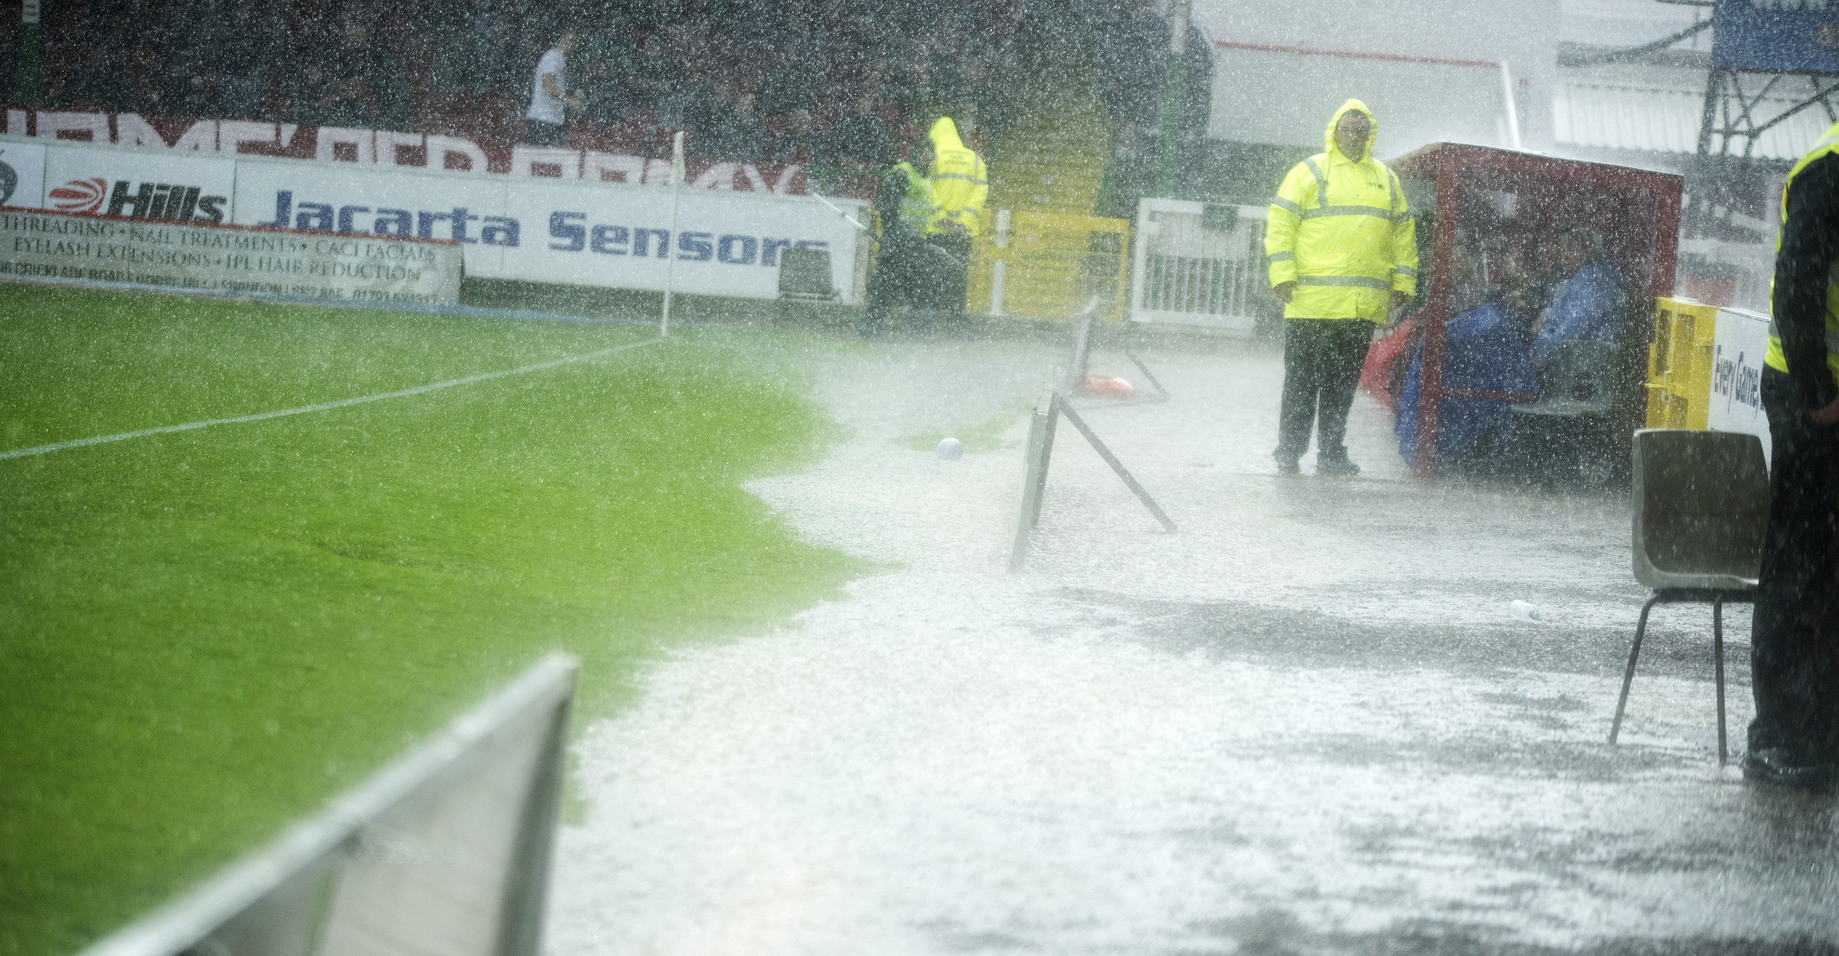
[1129,198,1268,333]
[79,655,578,956]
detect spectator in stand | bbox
[319,20,383,128]
[213,4,276,119]
[290,63,336,127]
[467,6,522,98]
[525,31,582,147]
[1110,0,1167,124]
[762,47,819,116]
[576,18,637,124]
[628,28,675,118]
[148,0,213,116]
[824,95,893,167]
[891,56,935,123]
[63,16,139,112]
[411,0,472,93]
[773,109,822,163]
[369,28,415,132]
[697,90,771,161]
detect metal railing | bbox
[1129,198,1269,333]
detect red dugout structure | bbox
[1388,144,1682,478]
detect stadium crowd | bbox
[23,0,1039,168]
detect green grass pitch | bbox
[0,283,863,956]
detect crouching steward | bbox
[865,137,935,336]
[1265,99,1417,477]
[923,116,987,330]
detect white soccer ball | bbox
[937,437,964,460]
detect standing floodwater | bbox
[548,339,1839,955]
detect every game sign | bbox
[0,208,462,305]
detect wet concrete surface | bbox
[547,335,1839,955]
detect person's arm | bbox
[873,169,905,234]
[1773,152,1839,420]
[1265,163,1307,302]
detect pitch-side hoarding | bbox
[2,135,867,302]
[1707,306,1773,462]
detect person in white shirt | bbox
[526,31,582,146]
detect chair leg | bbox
[1713,595,1727,767]
[1611,593,1664,745]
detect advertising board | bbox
[1707,306,1773,462]
[0,140,45,208]
[0,136,866,302]
[228,151,863,300]
[1712,0,1839,74]
[42,146,236,223]
[0,209,462,304]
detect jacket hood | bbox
[929,117,965,153]
[1324,99,1377,163]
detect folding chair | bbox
[1608,429,1768,765]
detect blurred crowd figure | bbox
[28,0,1040,168]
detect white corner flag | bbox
[661,130,686,337]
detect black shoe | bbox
[1273,451,1300,475]
[1743,748,1834,792]
[1317,457,1360,477]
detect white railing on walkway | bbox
[1129,198,1269,334]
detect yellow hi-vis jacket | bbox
[926,117,988,237]
[894,161,933,234]
[1765,119,1839,390]
[1265,99,1418,322]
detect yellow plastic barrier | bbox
[967,211,1132,321]
[1645,297,1719,430]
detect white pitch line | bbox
[0,337,665,462]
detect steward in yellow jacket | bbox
[926,116,987,238]
[1264,100,1418,476]
[1743,119,1839,789]
[919,117,986,329]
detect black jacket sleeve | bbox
[1772,152,1839,411]
[874,169,906,238]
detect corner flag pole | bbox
[660,131,686,337]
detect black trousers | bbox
[1276,318,1373,461]
[927,234,972,315]
[1749,367,1839,758]
[865,239,928,331]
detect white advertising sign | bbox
[228,154,863,301]
[0,209,462,304]
[42,146,236,223]
[0,136,863,303]
[1707,306,1773,463]
[0,140,45,209]
[230,160,511,279]
[500,176,859,298]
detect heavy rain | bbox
[1,1,1837,955]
